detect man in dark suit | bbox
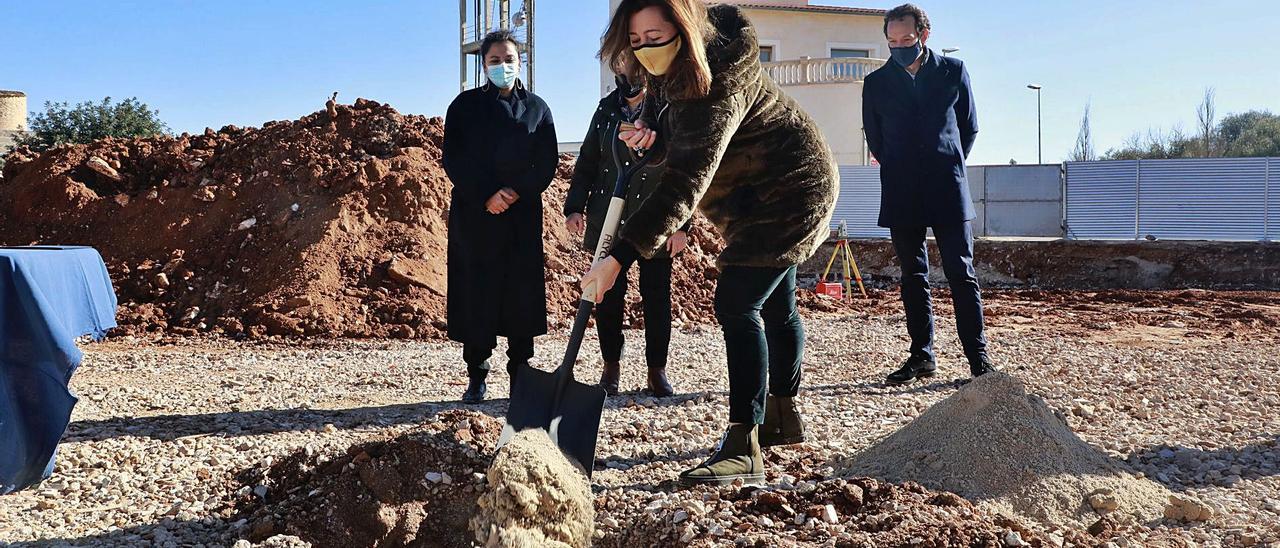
[862,4,995,385]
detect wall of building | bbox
[0,91,28,152]
[736,8,885,61]
[780,82,865,165]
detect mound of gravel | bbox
[597,477,1057,547]
[471,429,594,548]
[840,372,1174,529]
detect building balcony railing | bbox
[763,57,886,86]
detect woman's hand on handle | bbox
[580,256,623,304]
[565,213,586,234]
[619,119,658,152]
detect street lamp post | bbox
[941,47,959,56]
[1027,84,1042,164]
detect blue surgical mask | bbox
[487,62,519,89]
[890,42,923,68]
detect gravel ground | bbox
[1,300,1278,547]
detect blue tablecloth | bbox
[0,246,117,494]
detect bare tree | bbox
[1196,87,1217,157]
[1069,101,1095,161]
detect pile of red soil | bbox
[0,99,738,339]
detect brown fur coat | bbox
[618,4,839,268]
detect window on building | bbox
[830,48,871,79]
[831,48,871,59]
[759,46,775,63]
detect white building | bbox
[0,90,27,153]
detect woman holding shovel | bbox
[581,0,839,486]
[564,71,687,398]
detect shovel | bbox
[497,121,658,475]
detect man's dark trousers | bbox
[889,221,987,366]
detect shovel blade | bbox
[497,363,606,476]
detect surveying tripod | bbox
[818,221,868,299]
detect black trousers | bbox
[889,221,988,366]
[715,265,805,425]
[464,336,534,380]
[595,256,673,369]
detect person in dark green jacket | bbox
[564,73,689,398]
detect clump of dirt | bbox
[0,99,735,340]
[231,410,501,548]
[471,429,594,548]
[839,372,1174,529]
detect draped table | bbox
[0,246,117,494]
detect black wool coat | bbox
[616,4,839,268]
[564,89,688,259]
[442,83,558,344]
[862,47,979,228]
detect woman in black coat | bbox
[442,30,558,404]
[564,74,688,398]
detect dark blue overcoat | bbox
[863,48,978,228]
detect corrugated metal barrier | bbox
[832,165,890,238]
[1066,158,1279,241]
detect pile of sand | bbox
[471,429,594,548]
[0,99,758,340]
[840,372,1174,529]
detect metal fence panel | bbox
[983,165,1063,237]
[1269,159,1280,242]
[967,166,986,236]
[1065,160,1139,240]
[1137,158,1268,241]
[987,201,1064,237]
[832,165,890,238]
[986,165,1062,201]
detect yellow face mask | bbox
[633,35,683,76]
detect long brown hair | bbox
[599,0,715,101]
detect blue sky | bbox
[4,1,1279,165]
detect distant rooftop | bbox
[0,91,26,98]
[725,1,886,16]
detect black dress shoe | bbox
[886,355,938,385]
[970,358,998,378]
[461,378,487,403]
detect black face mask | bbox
[615,74,644,99]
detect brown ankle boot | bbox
[647,367,674,397]
[600,361,620,396]
[759,395,806,447]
